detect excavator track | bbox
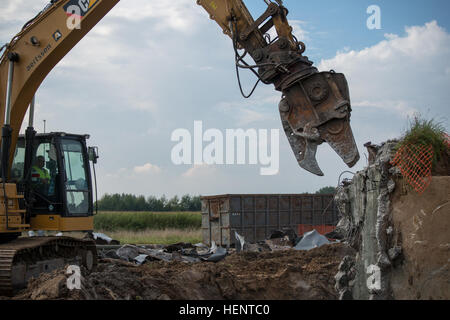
[0,236,97,296]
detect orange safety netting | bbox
[391,144,434,194]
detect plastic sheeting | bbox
[294,229,330,251]
[203,247,227,262]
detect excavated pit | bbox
[7,243,354,300]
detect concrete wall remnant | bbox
[334,140,449,300]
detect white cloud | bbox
[216,91,280,126]
[318,21,450,121]
[266,19,308,42]
[133,163,162,175]
[105,164,161,179]
[186,64,214,71]
[290,20,309,42]
[0,0,50,41]
[353,100,417,117]
[0,0,48,23]
[182,165,217,178]
[91,24,115,37]
[108,0,206,33]
[105,168,127,179]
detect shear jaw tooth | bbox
[298,140,324,176]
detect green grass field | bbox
[93,211,202,244]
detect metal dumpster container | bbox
[201,194,339,246]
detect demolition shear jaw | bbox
[280,117,324,176]
[280,84,360,177]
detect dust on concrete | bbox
[10,243,354,300]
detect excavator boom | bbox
[0,0,120,177]
[0,0,359,178]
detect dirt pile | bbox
[433,146,450,176]
[11,243,354,300]
[389,176,450,299]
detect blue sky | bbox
[247,0,450,59]
[0,0,449,198]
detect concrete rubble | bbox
[333,140,402,299]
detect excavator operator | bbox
[31,155,50,185]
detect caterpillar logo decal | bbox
[53,30,62,42]
[64,0,99,19]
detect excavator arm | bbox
[0,0,120,178]
[0,0,359,178]
[197,0,360,175]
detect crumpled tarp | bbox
[294,229,330,251]
[202,247,227,262]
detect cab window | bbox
[61,139,89,215]
[31,141,59,198]
[11,139,25,181]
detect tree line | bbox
[96,194,202,212]
[315,186,337,194]
[96,187,337,212]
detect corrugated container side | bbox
[201,194,339,246]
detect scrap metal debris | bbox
[99,241,228,265]
[93,228,338,268]
[234,229,335,253]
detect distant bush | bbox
[94,211,202,231]
[95,194,201,212]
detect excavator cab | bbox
[11,132,95,232]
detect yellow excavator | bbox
[0,0,359,295]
